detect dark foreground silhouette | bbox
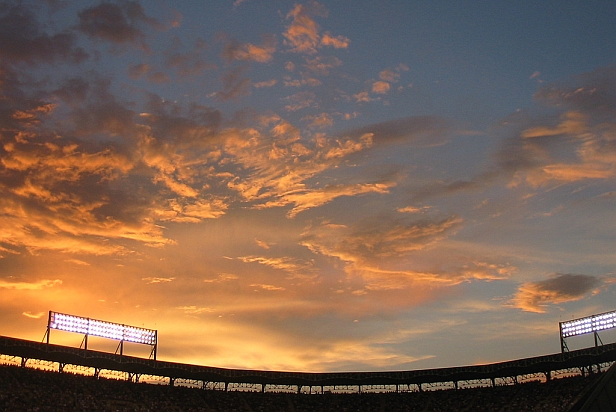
[0,363,602,411]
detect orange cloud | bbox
[302,112,334,129]
[304,56,342,75]
[372,81,391,94]
[506,107,616,188]
[283,2,348,54]
[142,277,175,284]
[379,69,400,83]
[320,32,350,49]
[22,311,46,319]
[398,206,431,214]
[521,111,587,138]
[284,3,322,54]
[511,273,602,313]
[281,181,394,218]
[238,255,313,273]
[223,36,276,63]
[300,215,467,289]
[249,283,286,291]
[254,79,277,88]
[353,91,375,103]
[0,279,62,290]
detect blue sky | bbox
[0,0,615,372]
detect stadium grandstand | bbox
[1,310,615,411]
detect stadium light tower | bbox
[559,309,616,353]
[44,311,158,360]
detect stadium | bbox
[1,310,615,411]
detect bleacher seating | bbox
[0,363,605,411]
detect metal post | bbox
[46,311,51,345]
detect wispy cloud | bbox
[142,277,175,284]
[0,279,62,290]
[239,256,312,273]
[22,311,46,319]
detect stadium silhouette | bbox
[1,310,615,411]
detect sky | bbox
[1,0,616,373]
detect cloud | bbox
[239,256,313,273]
[64,258,90,266]
[142,277,175,284]
[304,56,342,75]
[280,181,394,218]
[222,35,276,63]
[504,109,616,188]
[320,32,350,49]
[254,79,277,88]
[0,279,62,290]
[77,0,160,49]
[372,81,391,94]
[176,305,215,315]
[0,14,420,261]
[302,112,334,129]
[215,66,251,101]
[222,118,385,217]
[379,69,400,83]
[250,283,286,291]
[255,239,270,249]
[353,91,375,103]
[283,2,325,54]
[300,215,467,289]
[0,3,87,65]
[283,1,348,54]
[232,0,249,9]
[164,38,212,77]
[283,91,317,111]
[203,274,239,283]
[22,311,46,319]
[339,116,452,148]
[533,66,616,115]
[398,206,431,214]
[521,111,587,138]
[0,67,232,255]
[416,65,616,199]
[511,273,603,313]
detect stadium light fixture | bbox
[46,311,157,359]
[559,309,616,352]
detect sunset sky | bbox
[1,0,616,373]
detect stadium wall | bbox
[1,335,615,394]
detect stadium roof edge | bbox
[1,335,615,388]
